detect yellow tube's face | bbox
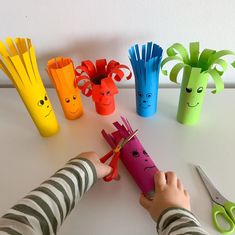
[58,86,83,120]
[21,85,59,137]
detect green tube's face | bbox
[177,67,208,125]
[184,86,205,109]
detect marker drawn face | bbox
[23,85,59,136]
[136,86,158,117]
[183,85,206,111]
[185,86,204,108]
[58,86,83,119]
[120,137,157,176]
[137,91,153,109]
[37,94,52,118]
[92,77,118,107]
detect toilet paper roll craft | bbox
[75,59,132,115]
[0,37,59,137]
[129,42,163,117]
[100,129,138,182]
[161,42,235,125]
[101,117,159,197]
[47,57,83,120]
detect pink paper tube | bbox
[101,117,159,197]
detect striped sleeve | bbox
[157,207,209,235]
[0,157,97,235]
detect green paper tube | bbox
[177,66,209,125]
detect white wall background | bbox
[0,0,235,87]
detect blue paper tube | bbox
[129,42,163,117]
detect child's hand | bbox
[78,152,112,179]
[139,171,191,222]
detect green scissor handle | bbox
[212,202,235,235]
[224,201,235,223]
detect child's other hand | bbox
[139,171,191,222]
[78,152,112,179]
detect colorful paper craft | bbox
[129,42,163,117]
[47,57,83,120]
[75,59,132,115]
[0,37,59,137]
[161,42,235,125]
[102,117,159,197]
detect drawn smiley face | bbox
[137,92,152,109]
[58,86,83,120]
[27,86,59,137]
[185,86,204,108]
[37,94,52,118]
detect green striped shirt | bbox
[157,207,209,234]
[0,157,97,235]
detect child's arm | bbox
[140,171,209,235]
[0,152,111,235]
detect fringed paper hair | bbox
[129,42,163,117]
[0,37,59,137]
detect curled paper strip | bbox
[161,42,235,125]
[101,117,159,197]
[0,37,59,137]
[75,59,132,115]
[129,42,163,117]
[47,57,83,120]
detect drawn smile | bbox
[187,102,199,108]
[102,102,111,106]
[144,166,156,171]
[140,104,151,109]
[45,109,52,117]
[70,108,79,114]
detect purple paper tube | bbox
[102,117,159,197]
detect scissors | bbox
[196,165,235,235]
[100,129,138,182]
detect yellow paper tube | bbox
[0,37,60,137]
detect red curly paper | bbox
[75,59,132,115]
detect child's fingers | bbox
[177,179,183,190]
[154,171,166,190]
[139,194,152,210]
[165,171,177,186]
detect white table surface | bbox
[0,88,235,235]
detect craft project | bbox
[0,37,59,137]
[129,42,163,117]
[75,59,132,115]
[102,117,159,197]
[161,42,235,125]
[47,57,83,120]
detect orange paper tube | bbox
[47,57,83,120]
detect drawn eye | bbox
[73,95,77,100]
[106,91,110,95]
[146,93,152,98]
[44,95,48,101]
[65,98,70,103]
[100,92,105,96]
[197,87,203,93]
[38,100,44,106]
[143,150,148,156]
[132,150,139,158]
[186,88,192,93]
[138,92,142,97]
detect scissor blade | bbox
[195,165,227,205]
[122,129,138,147]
